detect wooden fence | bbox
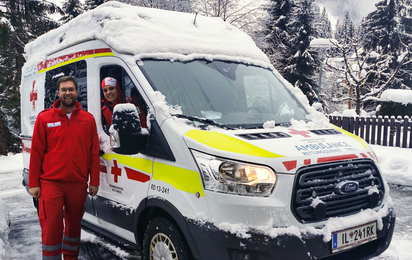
[328,115,412,148]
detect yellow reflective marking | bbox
[331,124,367,148]
[38,52,114,73]
[102,154,152,174]
[185,130,284,158]
[38,55,95,73]
[94,52,114,57]
[153,162,204,197]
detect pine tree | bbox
[362,0,412,97]
[84,0,106,11]
[283,0,318,105]
[317,7,332,38]
[60,0,84,23]
[263,0,294,70]
[0,0,62,153]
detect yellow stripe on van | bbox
[102,154,153,174]
[331,125,368,148]
[39,54,95,73]
[153,162,205,197]
[185,130,284,158]
[37,48,114,73]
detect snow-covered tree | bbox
[263,0,294,69]
[119,0,192,12]
[60,0,84,23]
[362,0,412,101]
[84,0,106,10]
[193,0,263,33]
[335,11,355,44]
[0,0,62,153]
[316,7,332,38]
[283,0,318,105]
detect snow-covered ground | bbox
[0,144,411,259]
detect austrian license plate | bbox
[332,221,377,253]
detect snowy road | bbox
[1,167,411,259]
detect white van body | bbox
[21,2,395,260]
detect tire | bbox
[142,218,191,260]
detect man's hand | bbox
[29,187,41,198]
[89,185,99,197]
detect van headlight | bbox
[191,150,277,196]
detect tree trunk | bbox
[356,85,361,115]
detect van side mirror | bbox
[110,104,148,154]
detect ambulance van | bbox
[21,2,395,260]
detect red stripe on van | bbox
[282,160,297,171]
[37,48,112,72]
[124,167,151,183]
[94,48,112,54]
[317,154,358,163]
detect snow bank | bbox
[371,145,412,186]
[0,153,23,174]
[0,198,10,260]
[381,89,412,105]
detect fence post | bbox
[360,117,365,140]
[328,115,333,125]
[403,115,409,148]
[365,117,371,143]
[342,117,349,131]
[389,116,395,146]
[377,116,382,145]
[371,116,376,145]
[409,117,412,148]
[395,116,402,147]
[349,116,354,133]
[383,116,389,146]
[354,116,360,136]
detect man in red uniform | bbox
[29,76,100,260]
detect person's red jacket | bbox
[29,100,100,188]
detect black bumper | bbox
[185,208,396,260]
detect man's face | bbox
[57,81,78,108]
[103,85,119,104]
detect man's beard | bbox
[60,97,76,108]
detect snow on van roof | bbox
[24,1,270,66]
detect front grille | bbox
[292,159,384,222]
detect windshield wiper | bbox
[171,114,233,130]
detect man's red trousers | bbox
[39,180,88,260]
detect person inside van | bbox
[101,77,122,133]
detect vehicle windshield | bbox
[138,59,308,129]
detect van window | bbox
[45,60,87,110]
[100,66,148,133]
[139,60,308,128]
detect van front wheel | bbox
[142,218,190,260]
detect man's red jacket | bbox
[29,100,100,188]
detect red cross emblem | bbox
[30,81,37,111]
[288,129,311,138]
[111,159,122,183]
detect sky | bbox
[315,0,379,29]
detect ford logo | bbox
[335,181,359,195]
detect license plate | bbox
[332,221,377,253]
